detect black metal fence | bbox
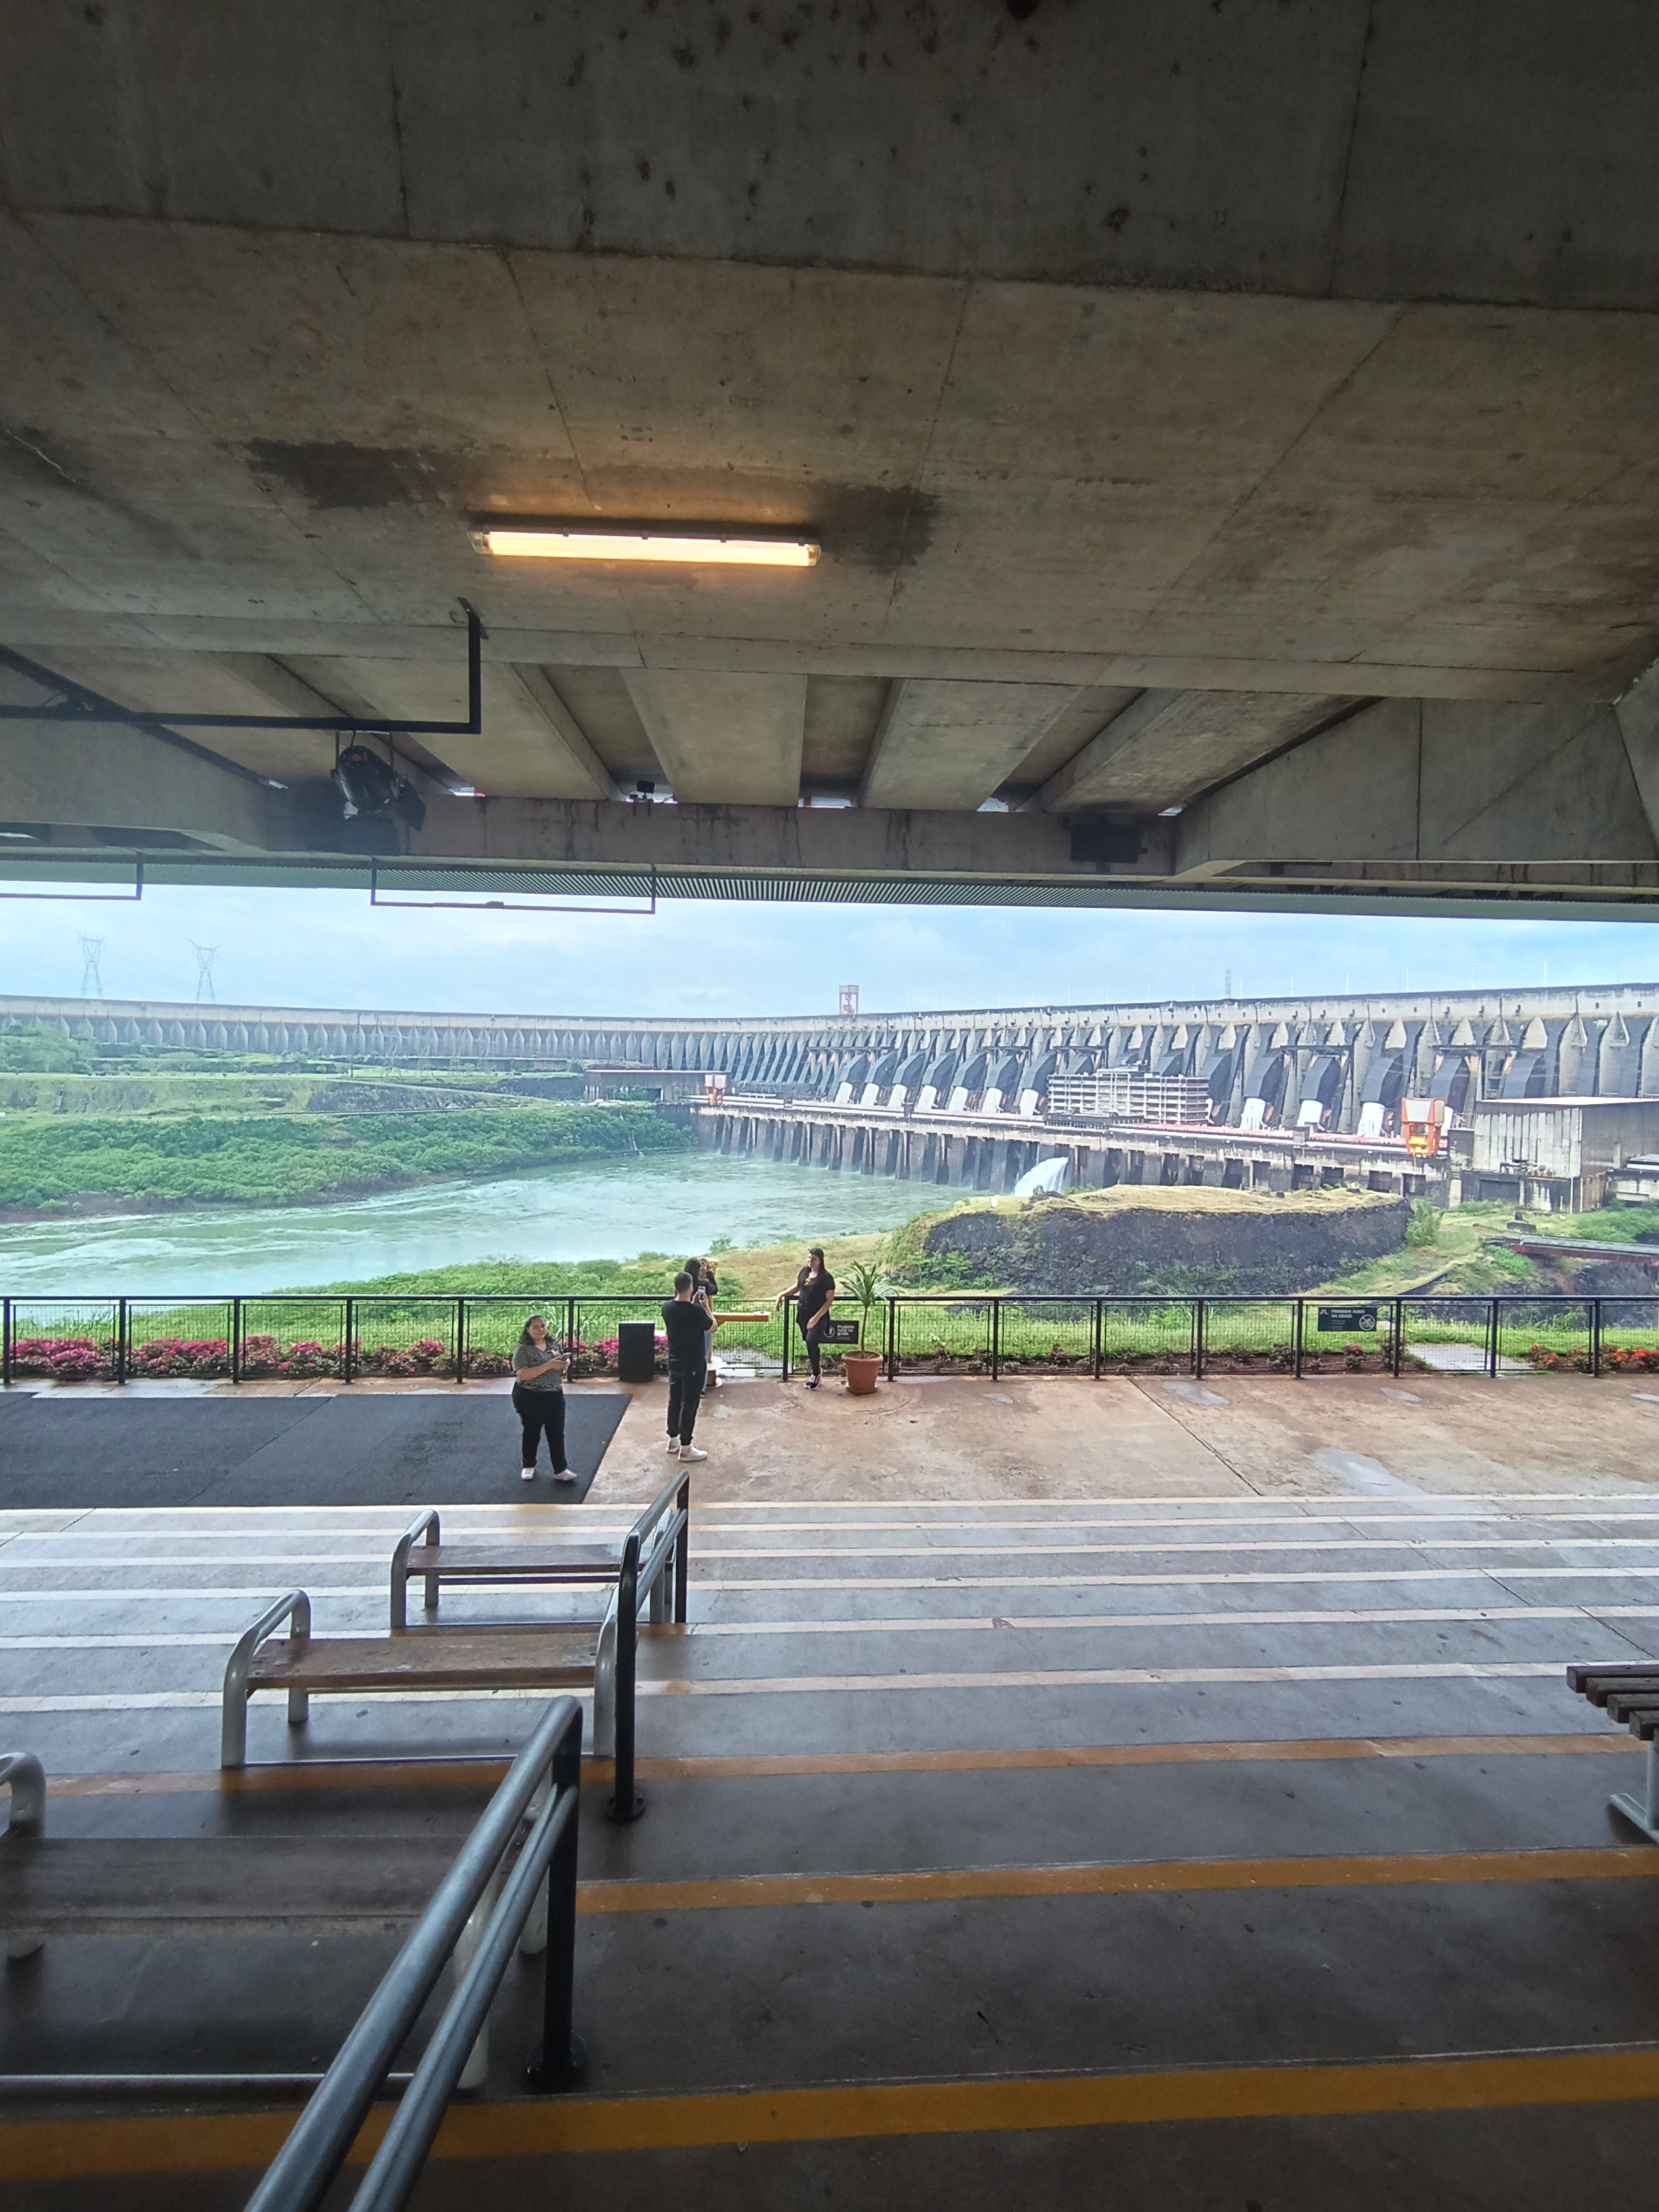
[4,1292,1654,1385]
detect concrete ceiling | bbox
[2,3,1658,909]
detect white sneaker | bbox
[666,1437,680,1452]
[552,1467,577,1484]
[678,1443,708,1462]
[520,1467,535,1482]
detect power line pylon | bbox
[192,943,218,1005]
[78,934,105,999]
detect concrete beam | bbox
[623,673,806,806]
[860,681,1082,811]
[493,665,623,802]
[1173,697,1659,870]
[1036,691,1358,813]
[401,794,1115,880]
[0,717,291,852]
[1615,660,1659,851]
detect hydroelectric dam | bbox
[13,981,1659,1208]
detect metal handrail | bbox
[222,1592,312,1769]
[608,1471,691,1823]
[246,1696,584,2212]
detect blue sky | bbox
[6,884,1659,1018]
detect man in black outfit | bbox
[661,1271,712,1462]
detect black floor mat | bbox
[0,1391,626,1508]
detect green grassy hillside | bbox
[0,1103,687,1212]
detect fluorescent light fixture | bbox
[476,526,819,568]
[1158,805,1185,818]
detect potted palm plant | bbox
[840,1261,885,1395]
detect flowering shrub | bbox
[239,1335,340,1378]
[466,1351,512,1377]
[129,1336,230,1378]
[357,1336,453,1378]
[1607,1345,1659,1373]
[11,1334,108,1379]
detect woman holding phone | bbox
[510,1314,575,1484]
[689,1254,721,1391]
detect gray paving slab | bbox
[0,1392,627,1507]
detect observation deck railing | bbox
[1,1291,1649,1386]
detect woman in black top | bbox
[793,1246,836,1389]
[684,1256,721,1391]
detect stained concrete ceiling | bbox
[1,2,1658,907]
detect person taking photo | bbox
[510,1315,574,1484]
[661,1271,712,1461]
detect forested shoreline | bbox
[0,1104,688,1214]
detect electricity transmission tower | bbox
[78,934,105,999]
[192,943,218,1005]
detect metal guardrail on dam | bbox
[8,985,1659,1136]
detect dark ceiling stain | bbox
[243,444,937,570]
[244,441,468,510]
[817,480,938,571]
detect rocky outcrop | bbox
[918,1191,1410,1296]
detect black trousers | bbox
[513,1383,567,1471]
[666,1363,705,1444]
[801,1314,828,1380]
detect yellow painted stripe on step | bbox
[577,1845,1659,1917]
[11,2046,1659,2179]
[39,1732,1639,1798]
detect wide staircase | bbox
[8,1485,1659,2206]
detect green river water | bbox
[0,1154,934,1296]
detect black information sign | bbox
[1317,1305,1379,1333]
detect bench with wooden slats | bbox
[389,1475,689,1631]
[390,1524,622,1629]
[221,1597,614,1769]
[1565,1663,1659,1842]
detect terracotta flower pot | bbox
[842,1350,882,1396]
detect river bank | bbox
[0,1102,680,1218]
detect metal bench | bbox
[227,1477,689,1819]
[388,1472,690,1629]
[221,1600,607,1769]
[1565,1663,1659,1842]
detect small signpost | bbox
[1317,1305,1378,1333]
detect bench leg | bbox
[594,1619,617,1760]
[452,1868,499,2091]
[425,1573,440,1615]
[287,1688,310,1729]
[1612,1740,1659,1844]
[221,1681,249,1771]
[518,1774,552,1957]
[648,1557,669,1625]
